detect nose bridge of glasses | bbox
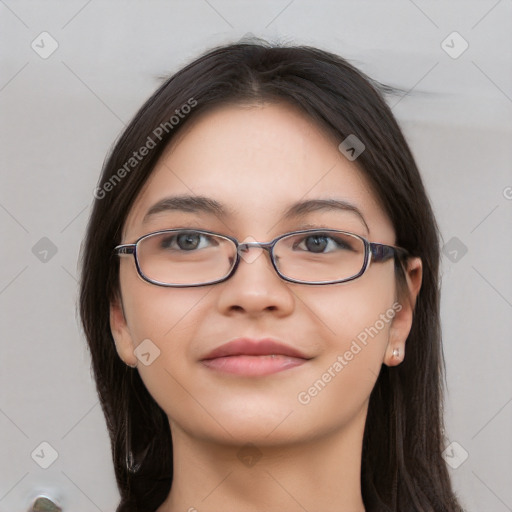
[237,240,274,254]
[234,240,276,268]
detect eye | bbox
[159,231,217,251]
[294,233,355,253]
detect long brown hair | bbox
[79,40,465,511]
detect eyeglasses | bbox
[114,228,410,287]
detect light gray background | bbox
[1,1,511,511]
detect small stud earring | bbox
[392,348,400,359]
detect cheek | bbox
[119,260,207,339]
[297,268,397,388]
[301,266,397,347]
[120,270,216,424]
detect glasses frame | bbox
[114,228,410,287]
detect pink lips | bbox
[200,338,310,376]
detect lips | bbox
[201,338,310,361]
[199,338,311,376]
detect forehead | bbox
[123,102,395,241]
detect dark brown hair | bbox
[79,40,465,511]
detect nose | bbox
[215,243,295,316]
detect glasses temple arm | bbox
[114,244,136,255]
[370,243,409,262]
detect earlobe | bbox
[387,346,403,366]
[110,297,138,367]
[383,256,423,367]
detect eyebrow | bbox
[143,195,370,233]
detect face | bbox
[110,102,421,448]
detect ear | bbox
[110,294,138,368]
[383,256,423,367]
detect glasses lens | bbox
[137,231,236,285]
[274,230,366,283]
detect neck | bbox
[157,406,367,512]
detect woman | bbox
[79,40,466,511]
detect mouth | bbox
[200,354,308,376]
[200,337,312,377]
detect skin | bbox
[110,101,422,512]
